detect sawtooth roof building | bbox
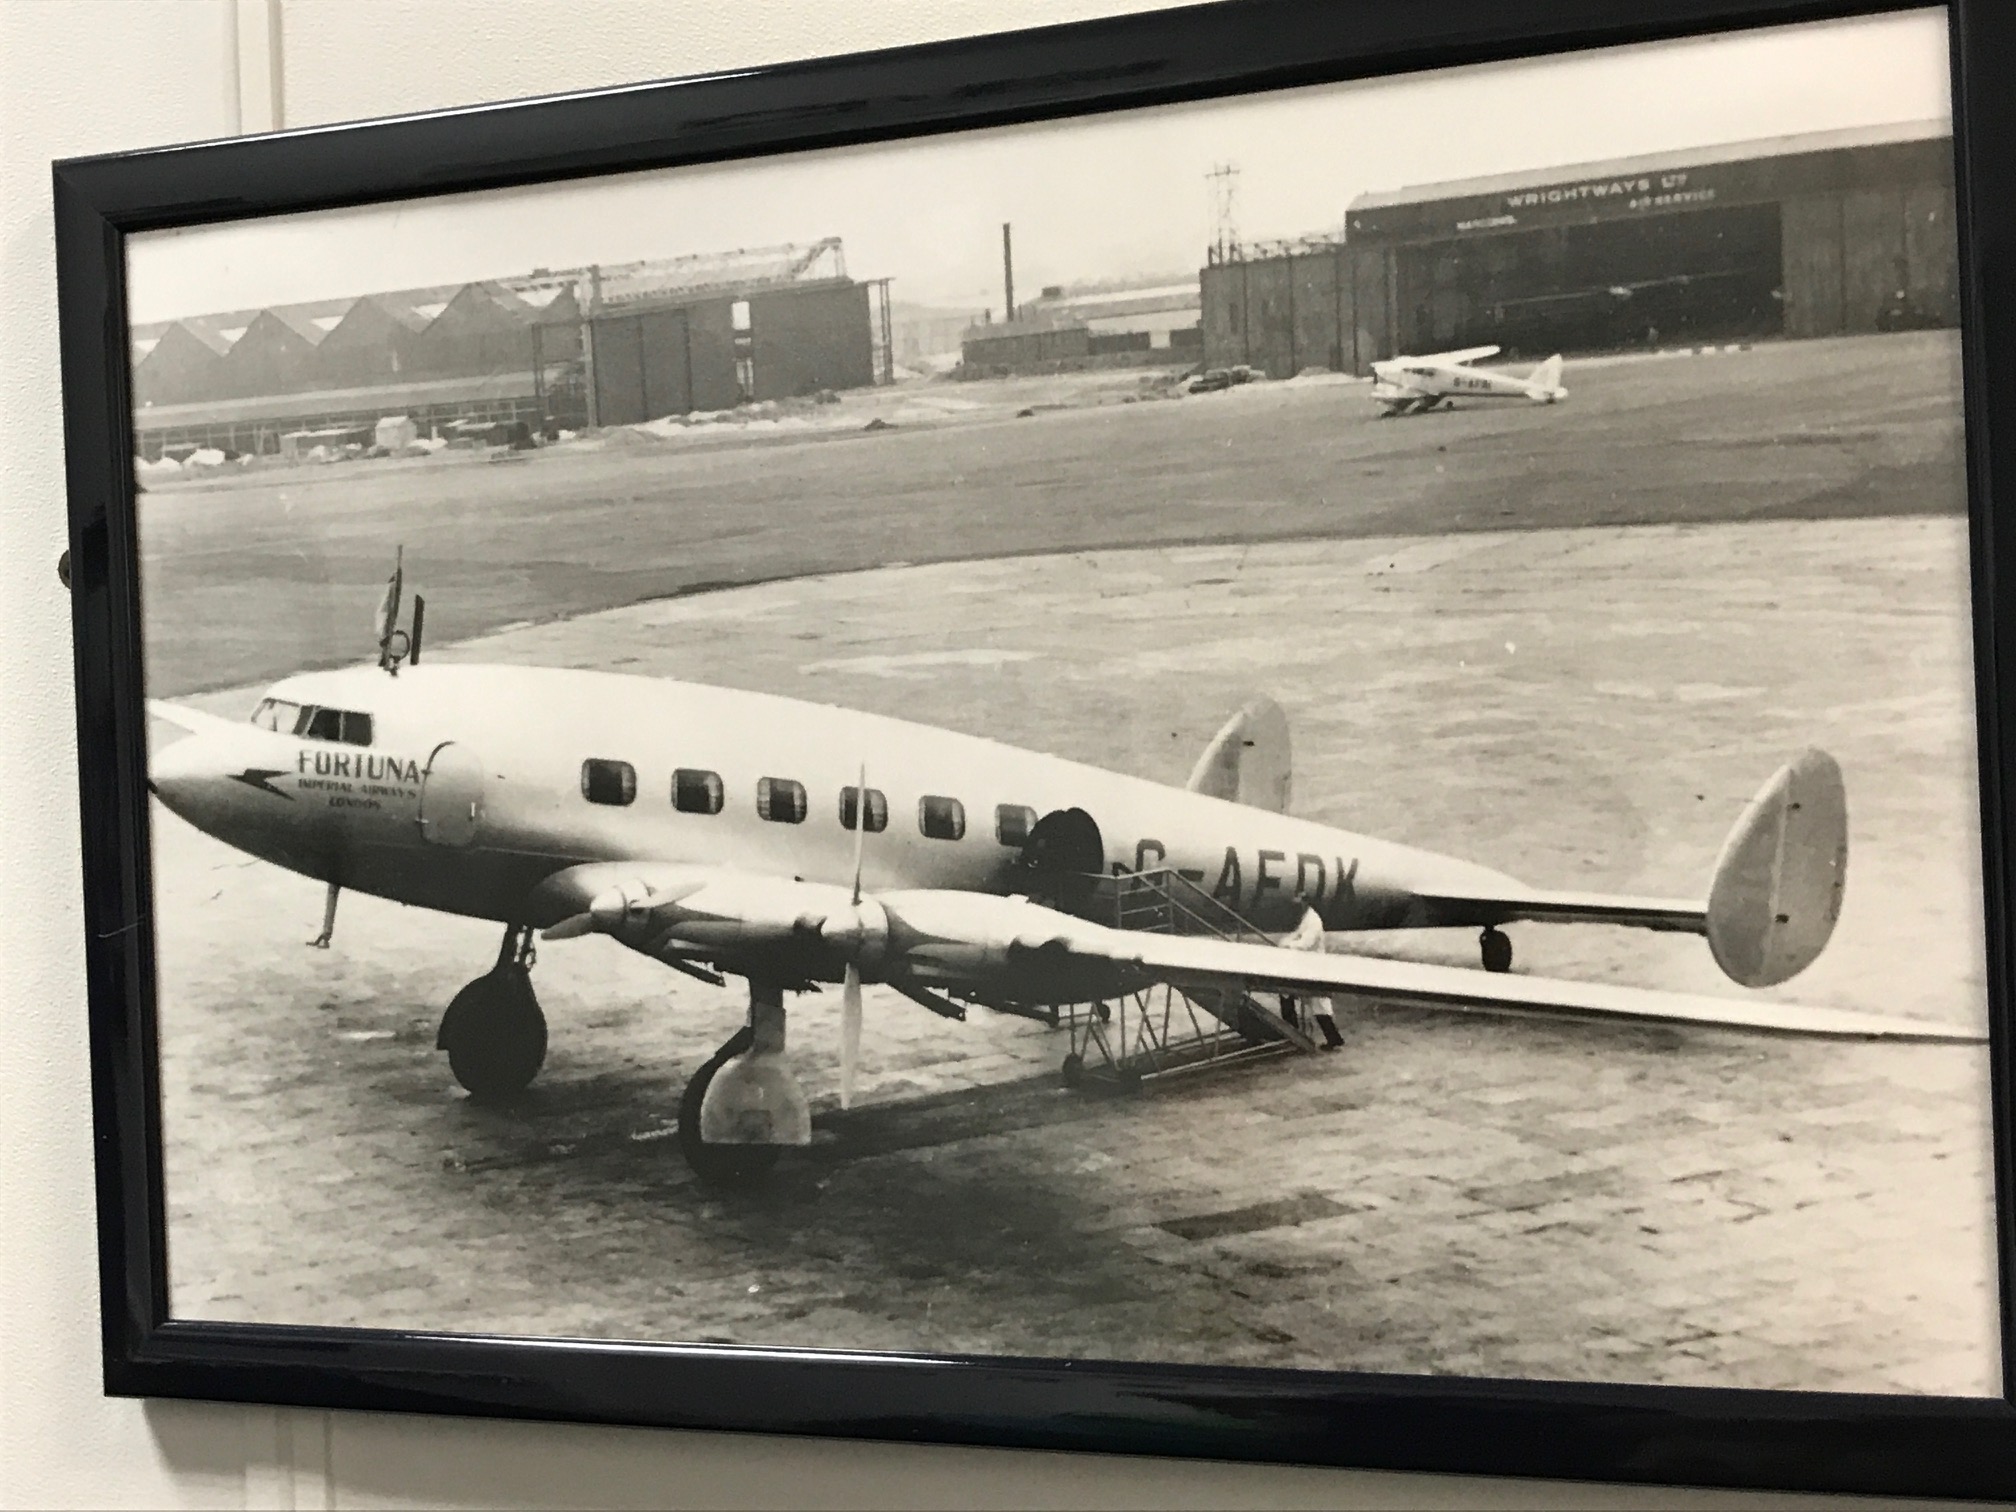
[133,240,891,458]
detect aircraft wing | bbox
[1054,920,1980,1044]
[529,863,1975,1044]
[1420,344,1500,366]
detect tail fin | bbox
[1705,749,1848,987]
[1527,354,1565,401]
[1187,696,1293,813]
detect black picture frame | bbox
[53,0,2016,1499]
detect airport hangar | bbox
[132,240,892,460]
[1199,120,1958,378]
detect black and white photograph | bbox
[128,4,1999,1401]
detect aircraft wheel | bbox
[1060,1052,1085,1088]
[677,1028,782,1187]
[439,963,547,1100]
[1480,927,1513,974]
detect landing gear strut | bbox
[309,881,339,949]
[438,924,547,1099]
[1480,926,1513,974]
[676,981,809,1187]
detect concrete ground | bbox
[151,471,1998,1391]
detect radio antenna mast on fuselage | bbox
[375,546,426,675]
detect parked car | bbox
[1186,364,1258,394]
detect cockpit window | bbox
[303,707,372,746]
[252,698,371,746]
[251,698,301,732]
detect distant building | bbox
[131,239,890,455]
[137,373,557,463]
[560,242,882,423]
[1200,120,1959,377]
[132,320,231,409]
[214,307,326,399]
[959,315,1092,372]
[957,273,1203,374]
[314,293,439,388]
[1019,276,1203,346]
[410,281,544,378]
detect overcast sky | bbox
[127,6,1950,322]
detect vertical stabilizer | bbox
[1705,749,1848,987]
[1527,354,1566,401]
[1187,697,1293,813]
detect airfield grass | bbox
[137,331,1964,699]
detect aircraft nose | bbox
[150,732,240,824]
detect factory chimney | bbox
[1002,222,1015,323]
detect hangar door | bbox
[590,308,693,426]
[1395,203,1784,357]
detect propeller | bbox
[375,546,405,671]
[839,764,869,1110]
[374,546,403,647]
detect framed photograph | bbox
[56,0,2016,1498]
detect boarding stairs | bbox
[1059,867,1338,1089]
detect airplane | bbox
[144,558,1977,1186]
[1370,346,1567,416]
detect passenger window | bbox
[839,785,888,833]
[995,804,1039,847]
[250,697,300,732]
[672,768,724,814]
[919,795,966,841]
[581,759,636,806]
[757,777,807,824]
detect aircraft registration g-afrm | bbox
[145,556,1979,1185]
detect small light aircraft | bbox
[146,556,1972,1185]
[1370,346,1567,416]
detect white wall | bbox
[0,3,1981,1507]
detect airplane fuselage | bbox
[1372,362,1531,401]
[153,663,1530,942]
[147,653,1926,1154]
[1370,351,1566,414]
